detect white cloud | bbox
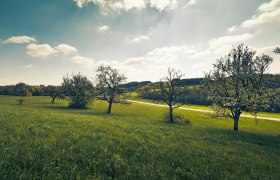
[70,55,95,68]
[209,33,254,50]
[123,0,145,10]
[26,43,57,58]
[54,44,77,56]
[183,0,195,9]
[150,0,177,11]
[228,0,280,32]
[258,0,280,12]
[131,35,149,43]
[97,25,110,32]
[187,0,196,6]
[26,43,77,58]
[74,0,177,13]
[2,36,36,44]
[23,64,35,68]
[241,9,280,29]
[227,25,237,34]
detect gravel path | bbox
[127,100,280,122]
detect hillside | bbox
[0,96,279,179]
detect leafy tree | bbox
[157,68,184,123]
[15,83,28,96]
[61,73,94,109]
[47,86,64,103]
[95,65,127,114]
[204,44,273,131]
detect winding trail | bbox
[127,100,280,122]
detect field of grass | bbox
[0,95,280,179]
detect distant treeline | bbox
[0,85,54,96]
[1,75,280,112]
[119,78,204,92]
[137,85,211,105]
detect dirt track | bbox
[127,100,280,122]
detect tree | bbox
[157,68,184,123]
[204,44,273,131]
[61,73,94,109]
[47,86,64,103]
[95,65,127,114]
[274,47,280,54]
[15,83,28,96]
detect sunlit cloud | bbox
[131,35,149,43]
[2,36,36,44]
[23,64,35,68]
[26,43,77,58]
[74,0,177,13]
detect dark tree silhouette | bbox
[274,47,280,54]
[15,83,28,96]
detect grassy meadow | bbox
[0,95,280,179]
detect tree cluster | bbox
[60,66,127,114]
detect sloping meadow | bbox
[0,96,279,179]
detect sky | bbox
[0,0,280,85]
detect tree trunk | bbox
[233,110,241,131]
[233,117,239,131]
[107,101,113,114]
[51,96,55,103]
[169,106,174,123]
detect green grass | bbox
[0,95,280,179]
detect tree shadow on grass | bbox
[45,105,124,117]
[78,110,123,117]
[44,105,74,111]
[204,128,280,149]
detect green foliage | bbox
[61,73,94,109]
[15,83,29,96]
[204,44,273,131]
[274,47,280,54]
[47,85,64,103]
[0,96,280,179]
[120,81,151,92]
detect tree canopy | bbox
[204,44,273,131]
[61,73,94,109]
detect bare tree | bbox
[95,65,127,114]
[204,44,273,131]
[157,68,184,123]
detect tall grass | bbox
[0,96,279,179]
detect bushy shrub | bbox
[61,73,94,109]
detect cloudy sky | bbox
[0,0,280,85]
